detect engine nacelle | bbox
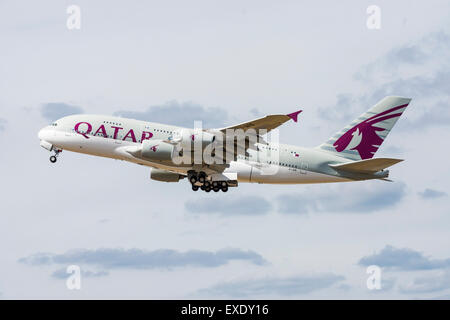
[150,168,183,182]
[141,140,175,162]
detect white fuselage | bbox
[38,114,361,184]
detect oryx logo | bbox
[149,144,159,152]
[333,104,408,159]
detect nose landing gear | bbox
[49,149,62,163]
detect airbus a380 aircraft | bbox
[38,96,411,193]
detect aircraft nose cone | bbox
[38,127,53,140]
[38,128,46,140]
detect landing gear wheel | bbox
[198,172,206,184]
[205,187,211,193]
[212,181,219,188]
[221,181,228,188]
[200,185,206,191]
[192,185,199,191]
[213,187,220,192]
[221,186,228,192]
[189,175,198,185]
[49,156,57,163]
[204,181,211,188]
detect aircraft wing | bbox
[217,110,302,134]
[207,110,302,168]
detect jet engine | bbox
[141,140,175,161]
[150,168,183,182]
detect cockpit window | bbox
[51,123,58,126]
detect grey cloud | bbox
[114,100,229,128]
[370,277,396,293]
[200,274,344,297]
[19,247,266,270]
[317,93,361,124]
[40,103,84,122]
[358,245,450,271]
[369,71,450,104]
[185,195,272,216]
[405,100,450,129]
[355,31,450,81]
[419,188,447,199]
[337,283,351,291]
[324,31,450,131]
[385,45,428,65]
[399,270,450,294]
[355,45,426,81]
[276,182,406,214]
[320,87,450,133]
[51,268,109,279]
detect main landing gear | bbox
[188,171,229,193]
[49,149,62,163]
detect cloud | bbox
[40,103,84,122]
[0,118,6,132]
[355,31,450,81]
[322,31,450,131]
[399,270,450,294]
[419,188,447,199]
[51,268,109,279]
[276,182,406,214]
[361,32,450,129]
[200,274,344,297]
[358,245,450,271]
[19,248,267,270]
[114,100,229,128]
[370,277,396,293]
[317,93,361,124]
[372,70,450,98]
[185,195,273,216]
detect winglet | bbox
[286,110,302,122]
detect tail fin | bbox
[318,96,411,160]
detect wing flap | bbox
[330,158,403,173]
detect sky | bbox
[0,0,449,299]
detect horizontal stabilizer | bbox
[330,158,403,174]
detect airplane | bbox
[38,96,411,193]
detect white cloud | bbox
[199,274,345,297]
